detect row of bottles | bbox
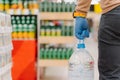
[0,13,12,48]
[0,13,12,28]
[0,0,39,14]
[12,32,35,39]
[40,0,102,13]
[40,26,73,36]
[40,0,75,12]
[40,20,74,36]
[40,48,73,59]
[0,52,12,68]
[11,15,37,39]
[0,12,13,80]
[0,52,12,80]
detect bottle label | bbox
[69,61,94,80]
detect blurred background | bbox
[0,0,102,80]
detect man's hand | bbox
[75,17,89,40]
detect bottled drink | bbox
[69,40,94,80]
[0,0,4,11]
[5,0,9,11]
[18,0,23,10]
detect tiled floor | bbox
[42,36,99,80]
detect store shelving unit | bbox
[40,12,97,20]
[39,36,75,44]
[11,14,39,80]
[40,12,73,20]
[39,60,68,67]
[38,11,75,80]
[39,12,75,67]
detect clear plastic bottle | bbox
[69,40,94,80]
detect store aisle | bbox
[43,36,99,80]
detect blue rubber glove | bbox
[75,17,89,40]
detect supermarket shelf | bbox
[0,63,12,76]
[40,12,100,20]
[39,36,75,44]
[40,12,73,20]
[12,38,36,41]
[38,59,68,67]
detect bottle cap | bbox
[77,43,85,48]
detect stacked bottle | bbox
[0,0,39,14]
[11,15,37,39]
[40,0,75,12]
[40,0,102,13]
[40,20,74,36]
[69,40,94,80]
[40,48,73,60]
[0,13,13,80]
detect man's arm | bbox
[74,0,92,40]
[75,0,92,15]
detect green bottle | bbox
[62,1,65,12]
[53,48,57,59]
[61,25,65,36]
[31,20,35,24]
[16,16,20,20]
[21,16,25,20]
[26,20,30,24]
[12,20,16,25]
[40,1,44,12]
[65,2,68,12]
[31,16,36,20]
[51,2,54,12]
[44,48,48,59]
[58,48,62,59]
[44,0,48,12]
[15,23,18,32]
[69,48,73,58]
[12,24,17,32]
[49,1,52,12]
[66,26,70,36]
[53,2,56,12]
[11,16,15,20]
[48,48,53,59]
[29,24,34,32]
[69,26,72,36]
[18,24,22,32]
[26,16,30,20]
[21,20,25,24]
[40,48,44,59]
[62,48,66,59]
[57,2,61,12]
[66,48,70,59]
[23,24,28,32]
[17,20,21,24]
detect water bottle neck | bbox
[77,39,85,49]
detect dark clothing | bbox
[98,6,120,80]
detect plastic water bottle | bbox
[69,40,94,80]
